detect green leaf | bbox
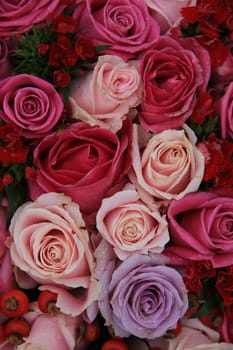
[5,181,28,227]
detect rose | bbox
[138,35,211,133]
[69,55,142,132]
[0,207,14,293]
[0,38,12,80]
[96,252,188,339]
[0,74,63,139]
[96,187,169,260]
[164,192,233,268]
[129,124,204,201]
[158,318,230,350]
[17,313,82,350]
[73,0,160,60]
[9,192,100,314]
[0,0,67,36]
[219,81,233,139]
[29,119,132,224]
[145,0,197,34]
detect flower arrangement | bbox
[0,0,233,349]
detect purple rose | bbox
[138,35,211,133]
[96,250,188,339]
[0,74,63,139]
[73,0,160,60]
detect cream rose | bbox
[129,124,205,201]
[69,55,142,132]
[9,192,100,314]
[96,188,169,260]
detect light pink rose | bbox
[0,207,14,293]
[0,0,69,36]
[9,192,100,313]
[96,188,169,260]
[219,81,233,139]
[145,0,197,33]
[73,0,160,60]
[138,35,211,133]
[0,74,63,139]
[147,318,231,350]
[69,55,142,132]
[17,313,82,350]
[129,124,204,202]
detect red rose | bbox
[29,119,132,224]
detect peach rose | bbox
[69,55,142,132]
[96,188,169,260]
[129,124,204,201]
[9,192,100,314]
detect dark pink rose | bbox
[0,207,14,293]
[219,82,233,139]
[138,35,211,133]
[73,0,160,60]
[165,192,233,268]
[0,0,69,36]
[0,74,63,139]
[0,38,12,80]
[29,120,132,224]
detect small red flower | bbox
[74,36,95,60]
[61,48,78,67]
[216,270,233,305]
[37,43,50,55]
[51,15,78,34]
[3,173,14,185]
[181,7,199,24]
[53,69,71,88]
[191,92,214,123]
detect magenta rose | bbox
[138,35,211,133]
[0,0,67,36]
[29,120,132,224]
[73,0,160,60]
[219,81,233,139]
[69,55,142,132]
[165,192,233,268]
[9,192,100,313]
[0,38,12,80]
[0,74,63,139]
[96,187,169,260]
[129,124,204,201]
[0,207,14,293]
[145,0,197,33]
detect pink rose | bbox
[165,192,233,268]
[29,120,132,224]
[9,192,100,313]
[17,313,83,350]
[0,74,63,139]
[129,124,204,202]
[150,318,228,350]
[219,81,233,139]
[0,38,12,80]
[0,207,14,293]
[69,55,142,132]
[145,0,197,34]
[0,0,68,36]
[138,35,211,133]
[73,0,160,60]
[96,187,169,260]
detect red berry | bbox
[84,321,100,342]
[0,289,29,318]
[101,339,128,350]
[38,290,59,313]
[5,319,30,345]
